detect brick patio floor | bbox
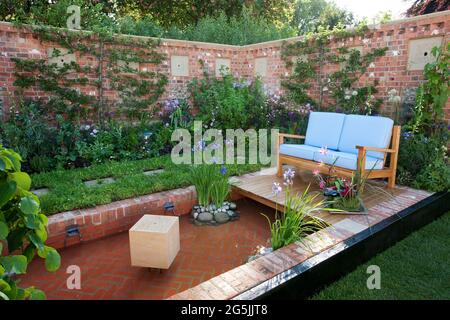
[20,199,274,300]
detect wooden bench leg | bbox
[276,156,282,177]
[387,174,396,188]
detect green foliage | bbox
[0,146,60,300]
[30,156,259,215]
[0,98,178,172]
[190,165,217,207]
[407,44,449,136]
[413,156,450,192]
[291,0,355,35]
[264,185,328,250]
[397,131,449,192]
[176,8,296,46]
[189,70,268,130]
[398,44,449,193]
[281,24,387,113]
[114,0,295,29]
[190,164,231,207]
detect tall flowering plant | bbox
[263,168,329,250]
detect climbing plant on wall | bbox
[281,25,387,114]
[11,24,168,124]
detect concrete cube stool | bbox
[129,214,180,269]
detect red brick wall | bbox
[0,10,449,122]
[238,10,450,121]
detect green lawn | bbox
[31,155,262,215]
[312,211,450,300]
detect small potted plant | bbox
[313,157,339,197]
[330,175,368,214]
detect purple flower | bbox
[283,168,295,186]
[272,182,282,196]
[193,139,206,152]
[220,165,227,176]
[402,131,413,140]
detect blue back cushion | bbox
[305,112,346,150]
[338,115,394,159]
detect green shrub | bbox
[413,156,450,192]
[397,131,449,192]
[189,72,268,130]
[0,146,60,300]
[0,100,58,171]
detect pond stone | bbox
[214,212,230,223]
[229,202,237,210]
[198,211,213,222]
[226,210,236,217]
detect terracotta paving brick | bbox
[19,199,274,300]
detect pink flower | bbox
[319,146,328,155]
[319,181,326,189]
[313,169,320,176]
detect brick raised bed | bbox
[46,186,197,249]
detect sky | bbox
[334,0,415,21]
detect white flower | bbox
[392,50,399,56]
[352,90,358,96]
[369,62,375,68]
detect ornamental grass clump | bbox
[189,164,236,225]
[263,168,329,250]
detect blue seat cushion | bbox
[338,115,394,159]
[305,112,346,150]
[313,150,384,170]
[279,144,319,160]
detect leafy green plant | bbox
[397,130,449,192]
[210,167,231,208]
[189,164,218,207]
[0,146,61,300]
[0,99,58,172]
[264,184,329,250]
[407,44,449,136]
[189,69,267,130]
[190,164,231,208]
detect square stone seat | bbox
[129,214,180,269]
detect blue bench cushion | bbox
[305,112,346,150]
[313,150,384,170]
[279,144,319,160]
[338,115,394,159]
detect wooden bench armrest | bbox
[278,133,305,143]
[278,133,305,139]
[356,145,396,153]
